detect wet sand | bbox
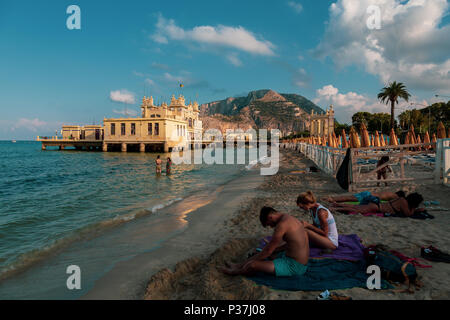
[143,149,450,300]
[82,168,267,299]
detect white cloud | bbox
[13,118,47,132]
[145,78,155,86]
[113,109,138,117]
[292,68,310,88]
[315,0,450,92]
[109,90,136,104]
[287,1,303,14]
[314,85,389,123]
[151,14,275,56]
[226,53,243,67]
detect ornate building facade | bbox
[101,94,203,152]
[309,105,335,137]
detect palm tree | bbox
[377,81,411,129]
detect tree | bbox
[351,112,391,135]
[377,81,411,129]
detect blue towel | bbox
[248,258,392,291]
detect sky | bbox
[0,0,449,139]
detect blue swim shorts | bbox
[273,253,308,277]
[354,191,371,203]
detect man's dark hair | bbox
[395,190,406,198]
[260,206,277,227]
[406,192,424,209]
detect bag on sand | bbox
[364,245,420,292]
[336,148,351,191]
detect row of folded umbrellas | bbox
[282,121,448,149]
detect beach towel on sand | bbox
[347,211,434,220]
[248,259,392,291]
[309,234,365,261]
[259,234,366,261]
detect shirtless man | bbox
[155,155,162,174]
[220,206,309,277]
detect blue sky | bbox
[1,0,449,139]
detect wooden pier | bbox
[37,136,269,153]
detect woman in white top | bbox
[297,191,339,250]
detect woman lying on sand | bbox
[297,191,339,251]
[331,192,424,217]
[324,190,405,205]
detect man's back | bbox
[277,215,309,265]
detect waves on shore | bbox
[0,197,184,282]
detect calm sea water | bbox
[0,141,252,298]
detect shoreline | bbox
[142,149,450,300]
[81,165,268,299]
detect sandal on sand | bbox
[421,246,450,263]
[317,290,352,300]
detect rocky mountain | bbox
[200,89,325,136]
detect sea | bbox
[0,140,258,299]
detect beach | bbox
[144,148,450,300]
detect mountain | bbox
[200,89,325,136]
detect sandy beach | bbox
[144,148,450,300]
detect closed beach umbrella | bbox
[416,134,422,150]
[423,131,431,150]
[389,128,398,146]
[432,133,437,143]
[374,131,381,147]
[349,127,360,148]
[404,131,410,145]
[332,132,338,148]
[409,125,417,144]
[341,129,348,149]
[437,121,447,139]
[380,134,386,147]
[360,123,370,147]
[417,135,422,144]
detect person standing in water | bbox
[155,155,162,174]
[166,157,172,175]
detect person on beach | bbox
[377,156,392,186]
[155,155,162,174]
[297,191,339,250]
[220,206,309,277]
[324,190,405,205]
[331,192,424,217]
[166,157,172,175]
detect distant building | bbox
[39,94,202,152]
[309,105,335,137]
[102,94,202,152]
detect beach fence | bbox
[280,140,449,191]
[281,142,346,176]
[347,142,435,191]
[435,138,450,186]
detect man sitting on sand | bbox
[324,190,405,205]
[331,192,424,217]
[220,206,309,277]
